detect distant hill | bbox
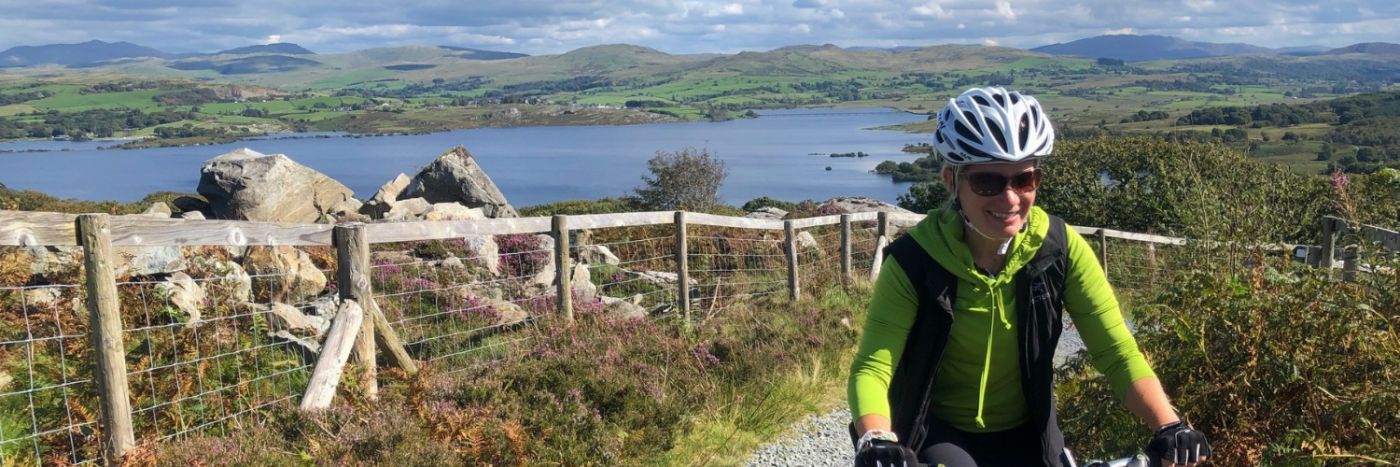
[0,40,170,67]
[437,46,528,60]
[1324,42,1400,56]
[1276,45,1330,56]
[1032,34,1273,61]
[216,43,315,55]
[167,55,322,74]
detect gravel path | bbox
[744,325,1087,466]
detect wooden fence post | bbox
[334,224,376,400]
[77,214,135,462]
[675,211,689,325]
[1320,216,1337,272]
[1096,229,1109,275]
[301,300,364,410]
[877,211,889,241]
[334,223,417,375]
[840,214,852,283]
[785,220,799,300]
[553,215,573,323]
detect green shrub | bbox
[1059,255,1399,466]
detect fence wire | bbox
[5,212,1387,465]
[118,245,334,445]
[0,279,98,465]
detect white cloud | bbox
[0,0,1396,55]
[912,2,953,19]
[264,34,281,44]
[1104,28,1136,35]
[995,1,1017,21]
[982,38,999,46]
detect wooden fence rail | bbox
[2,208,1393,462]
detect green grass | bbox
[28,88,174,112]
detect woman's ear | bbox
[941,166,956,191]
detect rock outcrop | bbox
[399,146,518,218]
[197,148,361,223]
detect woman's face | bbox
[942,160,1039,240]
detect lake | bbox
[0,108,929,207]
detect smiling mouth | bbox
[988,210,1018,220]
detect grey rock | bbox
[172,196,210,215]
[422,203,485,221]
[600,295,647,319]
[180,210,206,220]
[24,246,81,278]
[571,263,596,303]
[384,197,432,221]
[399,146,518,218]
[821,196,911,215]
[155,272,205,327]
[579,244,621,266]
[361,173,412,219]
[114,246,186,277]
[197,148,359,223]
[188,257,251,303]
[244,246,328,303]
[461,235,500,275]
[746,207,788,220]
[796,231,819,250]
[141,202,172,217]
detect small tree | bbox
[634,147,728,212]
[897,181,950,213]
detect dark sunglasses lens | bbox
[1010,171,1040,192]
[966,171,1039,196]
[967,173,1006,196]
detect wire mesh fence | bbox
[116,245,335,445]
[1,210,1389,464]
[0,279,98,465]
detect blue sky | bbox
[0,0,1396,55]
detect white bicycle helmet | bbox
[933,87,1054,166]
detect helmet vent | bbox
[987,117,1008,152]
[992,93,1005,106]
[954,120,981,144]
[972,95,990,106]
[1018,114,1031,150]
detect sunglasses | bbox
[961,170,1041,197]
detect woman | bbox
[848,87,1210,467]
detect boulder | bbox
[821,197,912,215]
[797,231,819,250]
[384,197,433,221]
[303,295,340,336]
[188,257,251,303]
[172,196,210,215]
[180,211,206,220]
[266,302,319,335]
[579,244,620,266]
[399,146,518,218]
[360,173,412,219]
[244,246,328,303]
[20,287,78,312]
[746,207,788,220]
[141,202,172,217]
[600,295,647,319]
[422,203,485,221]
[635,270,699,288]
[571,263,597,303]
[24,246,81,278]
[155,272,205,327]
[197,148,359,223]
[461,235,500,275]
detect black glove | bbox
[1145,421,1211,466]
[854,438,919,467]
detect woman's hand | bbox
[1144,421,1211,467]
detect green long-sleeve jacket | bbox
[848,206,1156,432]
